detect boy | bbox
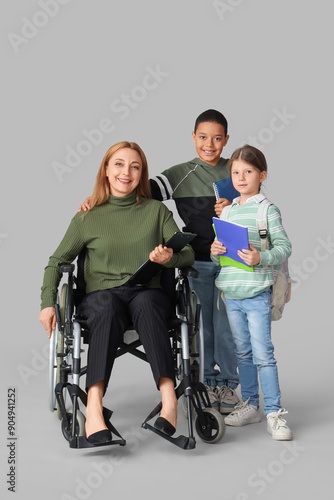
[150,110,239,412]
[79,110,239,413]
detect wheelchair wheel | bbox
[191,290,204,383]
[57,284,67,377]
[56,284,67,418]
[49,330,65,415]
[49,328,58,412]
[49,284,67,416]
[61,409,86,441]
[195,408,225,444]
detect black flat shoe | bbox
[154,417,176,437]
[87,429,112,444]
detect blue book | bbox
[213,177,240,202]
[212,217,254,272]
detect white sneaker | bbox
[266,409,293,440]
[202,385,219,410]
[224,399,261,426]
[217,385,240,414]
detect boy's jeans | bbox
[225,290,282,414]
[189,260,239,389]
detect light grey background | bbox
[1,1,333,499]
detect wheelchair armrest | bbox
[60,264,75,274]
[178,266,199,279]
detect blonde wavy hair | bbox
[89,141,151,209]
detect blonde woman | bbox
[39,141,194,444]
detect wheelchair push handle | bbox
[60,264,75,274]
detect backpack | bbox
[221,198,293,321]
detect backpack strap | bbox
[256,198,274,271]
[256,198,272,252]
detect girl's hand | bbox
[210,240,226,257]
[77,196,92,212]
[214,198,231,217]
[237,244,261,266]
[39,307,57,339]
[149,245,173,264]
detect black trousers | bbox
[78,286,175,391]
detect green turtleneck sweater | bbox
[41,192,195,309]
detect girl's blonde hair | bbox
[90,141,151,209]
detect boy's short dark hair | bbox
[194,109,228,136]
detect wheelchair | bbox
[48,250,226,450]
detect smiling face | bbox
[230,159,266,203]
[105,147,142,197]
[192,121,229,166]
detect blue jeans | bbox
[189,260,239,389]
[225,290,282,415]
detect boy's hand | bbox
[77,196,92,212]
[214,198,231,217]
[237,244,261,266]
[210,240,226,257]
[149,245,173,264]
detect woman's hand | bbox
[214,198,231,217]
[39,307,57,339]
[237,244,261,266]
[210,240,226,257]
[149,245,173,265]
[77,196,92,212]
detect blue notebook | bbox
[213,177,240,202]
[212,217,254,271]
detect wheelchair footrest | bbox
[141,422,196,450]
[69,435,126,449]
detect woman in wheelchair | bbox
[39,141,195,445]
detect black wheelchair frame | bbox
[49,257,225,450]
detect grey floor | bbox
[11,329,333,500]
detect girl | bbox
[210,145,292,440]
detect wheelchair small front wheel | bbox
[195,407,225,444]
[61,409,86,442]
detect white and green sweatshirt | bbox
[211,194,292,300]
